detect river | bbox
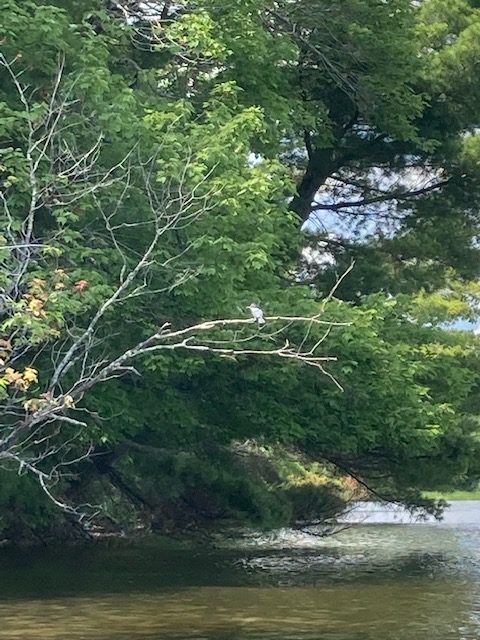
[0,501,479,639]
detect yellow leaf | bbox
[23,398,41,412]
[23,367,38,383]
[4,367,22,383]
[14,378,28,391]
[30,278,46,289]
[27,298,46,317]
[63,395,75,409]
[28,298,43,312]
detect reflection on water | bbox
[0,501,479,639]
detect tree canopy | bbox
[1,0,480,541]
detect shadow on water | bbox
[0,502,479,639]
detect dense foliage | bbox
[1,0,480,541]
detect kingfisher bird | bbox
[247,303,266,326]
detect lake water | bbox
[0,501,480,639]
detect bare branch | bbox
[311,179,450,213]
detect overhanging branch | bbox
[311,179,451,213]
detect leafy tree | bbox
[0,0,345,532]
[0,0,479,540]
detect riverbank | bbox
[423,490,480,501]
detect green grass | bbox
[423,490,480,501]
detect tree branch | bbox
[311,179,450,213]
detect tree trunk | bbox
[290,147,337,223]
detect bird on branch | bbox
[247,303,266,326]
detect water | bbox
[0,501,480,639]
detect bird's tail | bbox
[258,317,266,325]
